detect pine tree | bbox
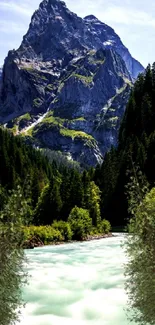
[88,181,101,227]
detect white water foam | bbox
[19,234,134,325]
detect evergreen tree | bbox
[88,181,101,227]
[34,177,62,225]
[95,62,155,225]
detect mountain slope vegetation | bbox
[94,64,155,225]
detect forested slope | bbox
[94,64,155,225]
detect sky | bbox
[0,0,155,67]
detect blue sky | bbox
[0,0,155,67]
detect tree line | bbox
[0,127,109,229]
[94,63,155,225]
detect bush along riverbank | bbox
[23,207,111,249]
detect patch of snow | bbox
[71,56,85,64]
[55,16,63,20]
[103,40,114,46]
[93,22,102,25]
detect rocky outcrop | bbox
[84,15,144,79]
[0,0,144,166]
[23,236,44,249]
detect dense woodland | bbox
[1,64,155,230]
[0,127,110,242]
[94,63,155,225]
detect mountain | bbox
[84,15,143,79]
[0,0,144,166]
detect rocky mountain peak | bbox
[0,0,144,166]
[84,15,98,21]
[16,0,143,78]
[18,0,87,62]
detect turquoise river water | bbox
[19,234,135,325]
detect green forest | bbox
[0,126,110,244]
[1,64,155,244]
[94,63,155,225]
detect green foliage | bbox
[0,184,7,210]
[33,177,62,225]
[88,49,105,65]
[103,116,119,129]
[42,149,81,171]
[21,66,34,71]
[24,127,34,137]
[58,82,65,92]
[0,185,29,325]
[42,114,64,126]
[92,59,105,65]
[36,112,93,141]
[24,225,63,244]
[0,127,52,202]
[52,220,73,241]
[88,181,101,227]
[46,84,54,91]
[0,127,112,242]
[72,73,93,84]
[94,63,155,225]
[60,127,94,140]
[98,219,111,234]
[72,117,85,122]
[125,179,155,325]
[33,98,41,107]
[68,206,92,240]
[19,113,31,121]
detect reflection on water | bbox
[20,234,134,325]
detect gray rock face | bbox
[0,0,144,166]
[84,15,144,79]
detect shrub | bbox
[52,220,73,241]
[0,185,28,325]
[68,206,92,240]
[98,219,111,234]
[89,226,99,236]
[23,225,63,244]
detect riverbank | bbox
[23,233,113,249]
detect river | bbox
[20,234,135,325]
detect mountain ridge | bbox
[0,0,144,166]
